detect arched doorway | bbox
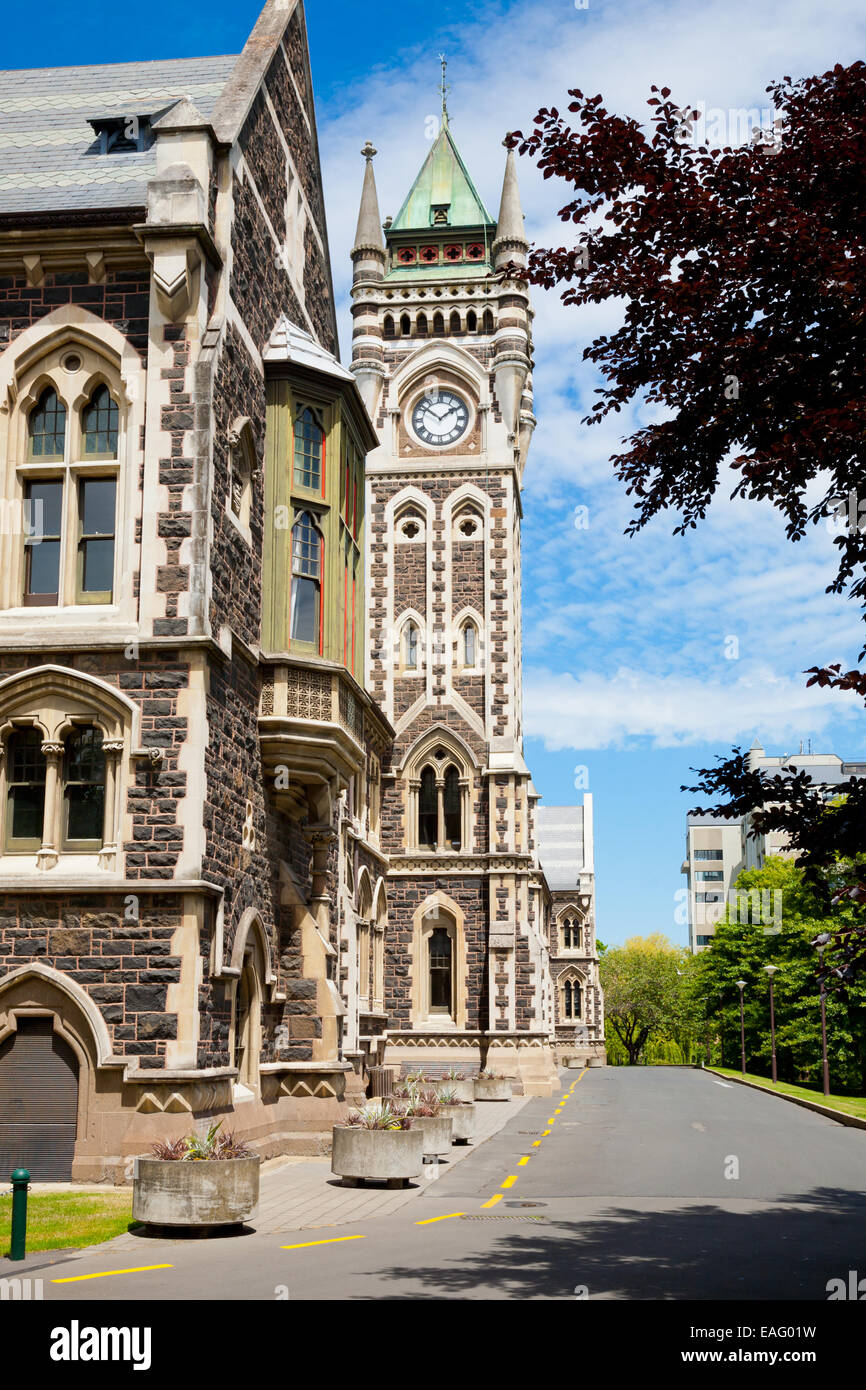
[0,1017,78,1180]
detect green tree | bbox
[688,858,866,1091]
[600,934,690,1065]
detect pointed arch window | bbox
[402,620,420,670]
[449,310,461,334]
[418,766,437,848]
[412,747,468,853]
[562,976,582,1020]
[383,314,396,339]
[458,618,479,670]
[466,309,478,333]
[290,511,322,648]
[443,765,461,849]
[416,312,428,337]
[28,387,66,459]
[293,406,325,491]
[428,926,453,1013]
[561,915,580,951]
[400,313,411,336]
[22,379,119,608]
[433,311,444,335]
[82,385,118,457]
[482,309,495,334]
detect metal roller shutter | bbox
[0,1016,78,1181]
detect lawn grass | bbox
[711,1066,866,1120]
[0,1191,136,1255]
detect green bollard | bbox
[10,1169,30,1261]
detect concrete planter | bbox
[439,1101,475,1144]
[331,1124,424,1188]
[407,1114,453,1156]
[474,1077,512,1102]
[132,1156,261,1228]
[432,1079,475,1103]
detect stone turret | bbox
[492,141,532,453]
[350,141,387,419]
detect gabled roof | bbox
[264,315,355,382]
[390,122,494,233]
[0,55,237,214]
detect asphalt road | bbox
[26,1067,866,1301]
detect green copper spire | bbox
[390,106,494,233]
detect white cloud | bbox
[524,664,863,751]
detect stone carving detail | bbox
[260,679,274,716]
[286,669,332,721]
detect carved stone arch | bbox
[373,875,387,927]
[356,864,373,918]
[230,908,275,989]
[391,340,487,405]
[400,722,480,777]
[410,890,467,1029]
[558,963,587,1023]
[1,305,142,407]
[0,961,115,1068]
[0,663,139,746]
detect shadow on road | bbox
[360,1188,866,1300]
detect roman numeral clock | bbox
[411,389,469,447]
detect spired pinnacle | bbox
[352,138,385,261]
[438,52,449,126]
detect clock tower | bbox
[349,100,560,1094]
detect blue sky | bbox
[7,0,866,946]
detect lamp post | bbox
[763,964,779,1083]
[736,980,747,1076]
[817,944,830,1098]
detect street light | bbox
[816,944,831,1098]
[763,964,780,1083]
[736,980,747,1077]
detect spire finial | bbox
[438,53,449,127]
[361,140,377,161]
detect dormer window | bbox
[87,112,162,154]
[432,206,449,225]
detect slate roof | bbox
[0,55,238,215]
[535,804,585,891]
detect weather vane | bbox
[438,53,449,125]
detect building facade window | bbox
[562,976,582,1020]
[290,511,322,648]
[411,747,469,853]
[694,848,724,860]
[293,406,325,491]
[428,926,453,1014]
[22,381,120,607]
[5,729,46,851]
[560,914,581,951]
[696,870,724,882]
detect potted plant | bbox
[132,1121,260,1229]
[405,1094,453,1157]
[473,1070,513,1102]
[435,1068,475,1103]
[434,1086,476,1144]
[331,1103,425,1189]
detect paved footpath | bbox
[13,1068,866,1300]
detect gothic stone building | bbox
[0,2,603,1181]
[535,800,605,1064]
[0,0,394,1182]
[349,114,587,1094]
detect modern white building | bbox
[683,737,866,951]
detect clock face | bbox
[411,390,470,447]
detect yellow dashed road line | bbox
[280,1234,366,1250]
[482,1193,503,1209]
[501,1175,517,1189]
[415,1212,464,1225]
[518,1156,530,1166]
[52,1264,173,1283]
